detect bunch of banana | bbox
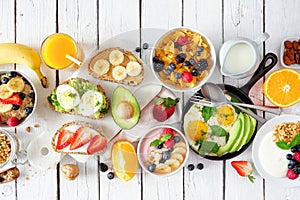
[0,43,48,88]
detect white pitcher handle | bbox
[255,32,270,45]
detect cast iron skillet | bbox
[183,52,278,160]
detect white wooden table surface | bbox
[1,0,300,199]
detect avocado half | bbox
[112,86,140,129]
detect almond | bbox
[284,55,292,65]
[293,41,299,50]
[284,40,293,48]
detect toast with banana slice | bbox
[52,121,107,155]
[88,47,144,86]
[47,78,109,119]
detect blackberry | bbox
[152,56,160,63]
[153,61,164,72]
[196,59,208,71]
[175,53,186,63]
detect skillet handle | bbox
[240,52,278,95]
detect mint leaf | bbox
[195,139,203,146]
[155,98,164,105]
[289,134,300,148]
[276,141,290,150]
[210,125,228,137]
[150,139,162,147]
[202,106,216,122]
[198,141,219,153]
[161,134,172,142]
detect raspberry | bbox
[182,72,193,83]
[164,139,175,148]
[177,36,189,46]
[293,152,300,162]
[162,128,174,136]
[287,169,299,180]
[7,116,19,127]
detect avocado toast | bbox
[47,78,109,119]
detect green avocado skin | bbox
[111,86,140,129]
[217,117,242,156]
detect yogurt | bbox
[258,131,289,178]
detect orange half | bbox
[111,140,138,182]
[264,68,300,108]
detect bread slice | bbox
[51,121,107,155]
[88,47,144,86]
[47,78,109,119]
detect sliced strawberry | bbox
[0,93,22,105]
[87,135,107,154]
[56,129,74,150]
[231,161,255,183]
[70,126,93,150]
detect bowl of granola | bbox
[0,71,37,127]
[150,27,216,92]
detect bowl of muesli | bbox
[0,71,37,127]
[150,27,216,92]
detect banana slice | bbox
[109,50,124,65]
[93,59,110,76]
[173,147,187,155]
[174,142,186,149]
[165,159,180,170]
[170,153,184,163]
[0,103,13,113]
[126,61,142,76]
[0,85,13,99]
[112,66,127,81]
[155,163,172,174]
[7,77,25,92]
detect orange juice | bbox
[41,33,77,69]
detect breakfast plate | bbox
[252,114,300,184]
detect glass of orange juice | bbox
[41,33,82,70]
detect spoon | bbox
[201,82,267,124]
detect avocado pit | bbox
[116,101,134,119]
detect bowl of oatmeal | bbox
[150,27,216,92]
[0,71,37,127]
[137,125,189,177]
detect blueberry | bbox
[187,164,195,171]
[107,172,114,180]
[162,151,171,161]
[12,105,20,110]
[168,63,176,71]
[159,159,166,163]
[196,59,208,71]
[191,68,200,76]
[178,46,182,51]
[183,61,190,66]
[291,147,297,153]
[19,93,25,100]
[288,163,294,169]
[99,162,108,172]
[8,71,17,78]
[165,69,172,75]
[195,51,201,57]
[294,144,300,152]
[174,72,182,79]
[287,154,293,160]
[167,148,173,152]
[198,46,204,52]
[143,43,149,49]
[135,47,141,52]
[1,77,9,84]
[148,164,156,172]
[175,53,186,63]
[152,56,160,63]
[174,42,180,49]
[157,143,163,149]
[153,61,164,72]
[29,92,35,99]
[174,136,181,143]
[197,163,204,170]
[24,107,33,115]
[189,58,196,66]
[290,159,297,167]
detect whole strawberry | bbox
[153,97,179,122]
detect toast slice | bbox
[88,47,144,86]
[52,121,107,155]
[47,78,109,119]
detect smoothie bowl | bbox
[150,27,216,92]
[137,125,189,177]
[0,71,37,127]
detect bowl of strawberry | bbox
[0,71,37,127]
[137,125,189,177]
[150,27,216,92]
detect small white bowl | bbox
[0,70,37,128]
[150,27,216,93]
[137,125,189,177]
[280,37,300,69]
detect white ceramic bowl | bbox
[150,27,216,92]
[0,70,37,128]
[280,37,300,69]
[137,125,189,177]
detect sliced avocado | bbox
[229,113,245,153]
[216,118,242,156]
[112,86,140,129]
[236,113,251,151]
[246,114,257,143]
